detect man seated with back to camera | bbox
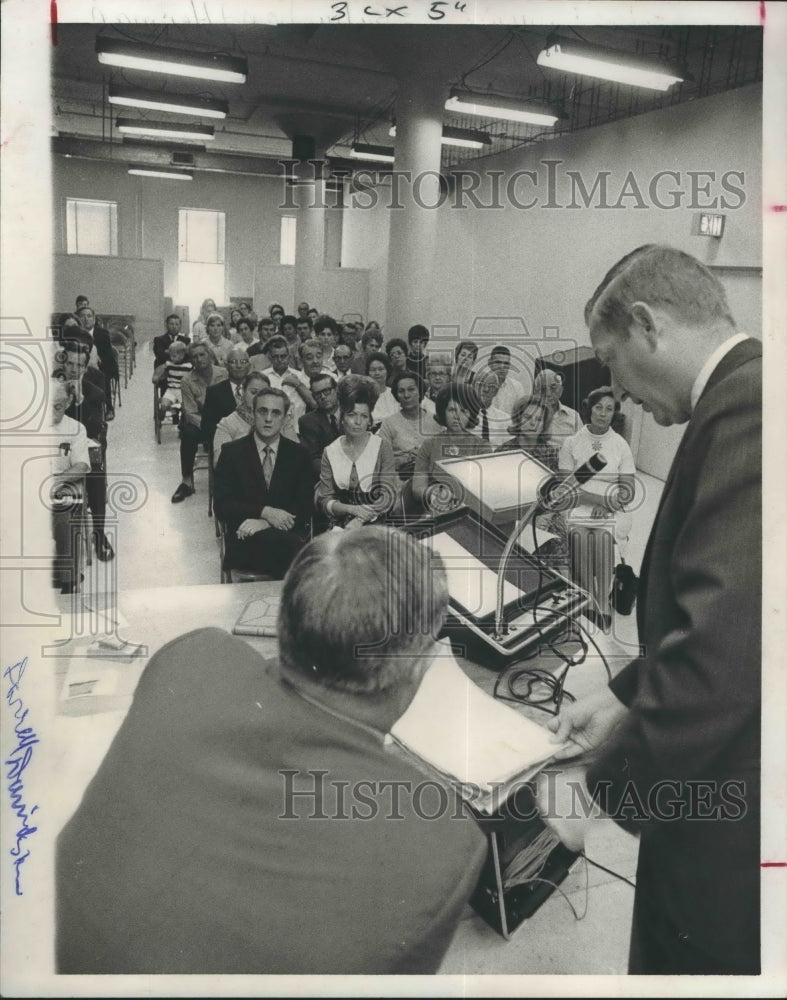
[213,387,313,579]
[55,527,487,974]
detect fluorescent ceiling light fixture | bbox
[116,118,214,141]
[128,166,193,180]
[388,124,492,149]
[537,37,685,92]
[96,37,247,83]
[445,90,562,127]
[350,143,395,163]
[108,84,228,119]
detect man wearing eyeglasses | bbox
[298,375,341,479]
[201,345,251,448]
[535,368,582,449]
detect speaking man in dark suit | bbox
[153,313,190,367]
[537,245,761,975]
[200,345,250,446]
[213,387,312,579]
[298,373,341,478]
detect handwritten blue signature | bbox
[4,657,40,896]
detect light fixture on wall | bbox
[116,118,215,142]
[537,36,687,91]
[445,89,564,127]
[128,165,193,180]
[96,37,248,83]
[388,123,492,149]
[108,84,228,119]
[350,142,395,163]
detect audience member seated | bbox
[200,346,252,446]
[452,339,478,386]
[191,298,217,340]
[559,386,635,630]
[297,299,310,319]
[488,345,523,418]
[262,335,314,440]
[203,312,235,368]
[313,316,339,373]
[298,374,341,479]
[233,317,258,351]
[75,294,89,312]
[153,314,190,367]
[316,376,397,530]
[340,323,360,357]
[248,317,276,366]
[227,308,243,341]
[350,327,383,374]
[294,339,330,402]
[406,324,430,383]
[54,315,107,396]
[213,372,271,455]
[171,343,227,504]
[471,366,510,447]
[213,388,312,579]
[385,337,409,384]
[308,306,321,324]
[152,341,192,425]
[423,353,451,414]
[62,340,113,562]
[238,300,257,325]
[281,315,301,369]
[534,369,583,448]
[497,395,567,559]
[376,371,440,483]
[55,526,486,975]
[76,305,118,419]
[269,303,285,329]
[49,380,91,593]
[333,341,354,379]
[366,351,398,426]
[410,383,492,518]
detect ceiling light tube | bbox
[116,118,214,142]
[128,166,193,180]
[388,124,492,149]
[537,37,685,91]
[108,84,228,119]
[445,90,562,127]
[350,143,395,163]
[96,37,247,83]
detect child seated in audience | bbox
[153,341,193,424]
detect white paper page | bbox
[422,532,523,617]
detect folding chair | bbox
[218,520,275,585]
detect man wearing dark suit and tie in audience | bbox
[76,305,119,418]
[153,314,190,367]
[537,245,762,976]
[200,345,251,446]
[298,374,341,479]
[214,387,313,579]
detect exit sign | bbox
[698,213,725,237]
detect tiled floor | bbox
[88,344,668,975]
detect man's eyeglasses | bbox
[313,387,336,399]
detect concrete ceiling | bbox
[51,22,763,176]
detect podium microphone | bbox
[537,452,609,512]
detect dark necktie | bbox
[262,446,273,488]
[481,408,490,442]
[329,413,338,436]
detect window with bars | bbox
[280,215,296,266]
[66,198,118,255]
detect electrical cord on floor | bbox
[582,852,637,890]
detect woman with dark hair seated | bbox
[559,385,636,630]
[212,371,271,454]
[376,370,440,483]
[408,383,492,518]
[384,338,409,384]
[365,351,398,425]
[316,376,397,530]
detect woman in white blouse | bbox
[365,351,398,427]
[316,376,397,530]
[559,386,636,629]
